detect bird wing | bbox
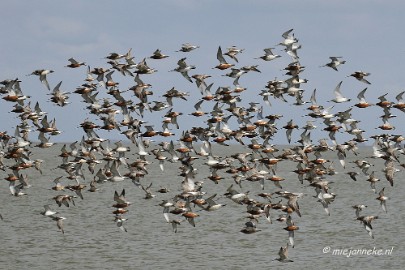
[357,88,368,102]
[333,81,344,99]
[216,46,227,64]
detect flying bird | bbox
[170,58,195,82]
[321,56,346,71]
[28,69,54,90]
[348,71,371,84]
[256,48,281,61]
[214,46,234,70]
[330,81,350,103]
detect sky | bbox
[1,0,405,145]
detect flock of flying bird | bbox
[1,29,403,262]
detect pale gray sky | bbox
[1,0,404,144]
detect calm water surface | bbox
[0,144,404,270]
